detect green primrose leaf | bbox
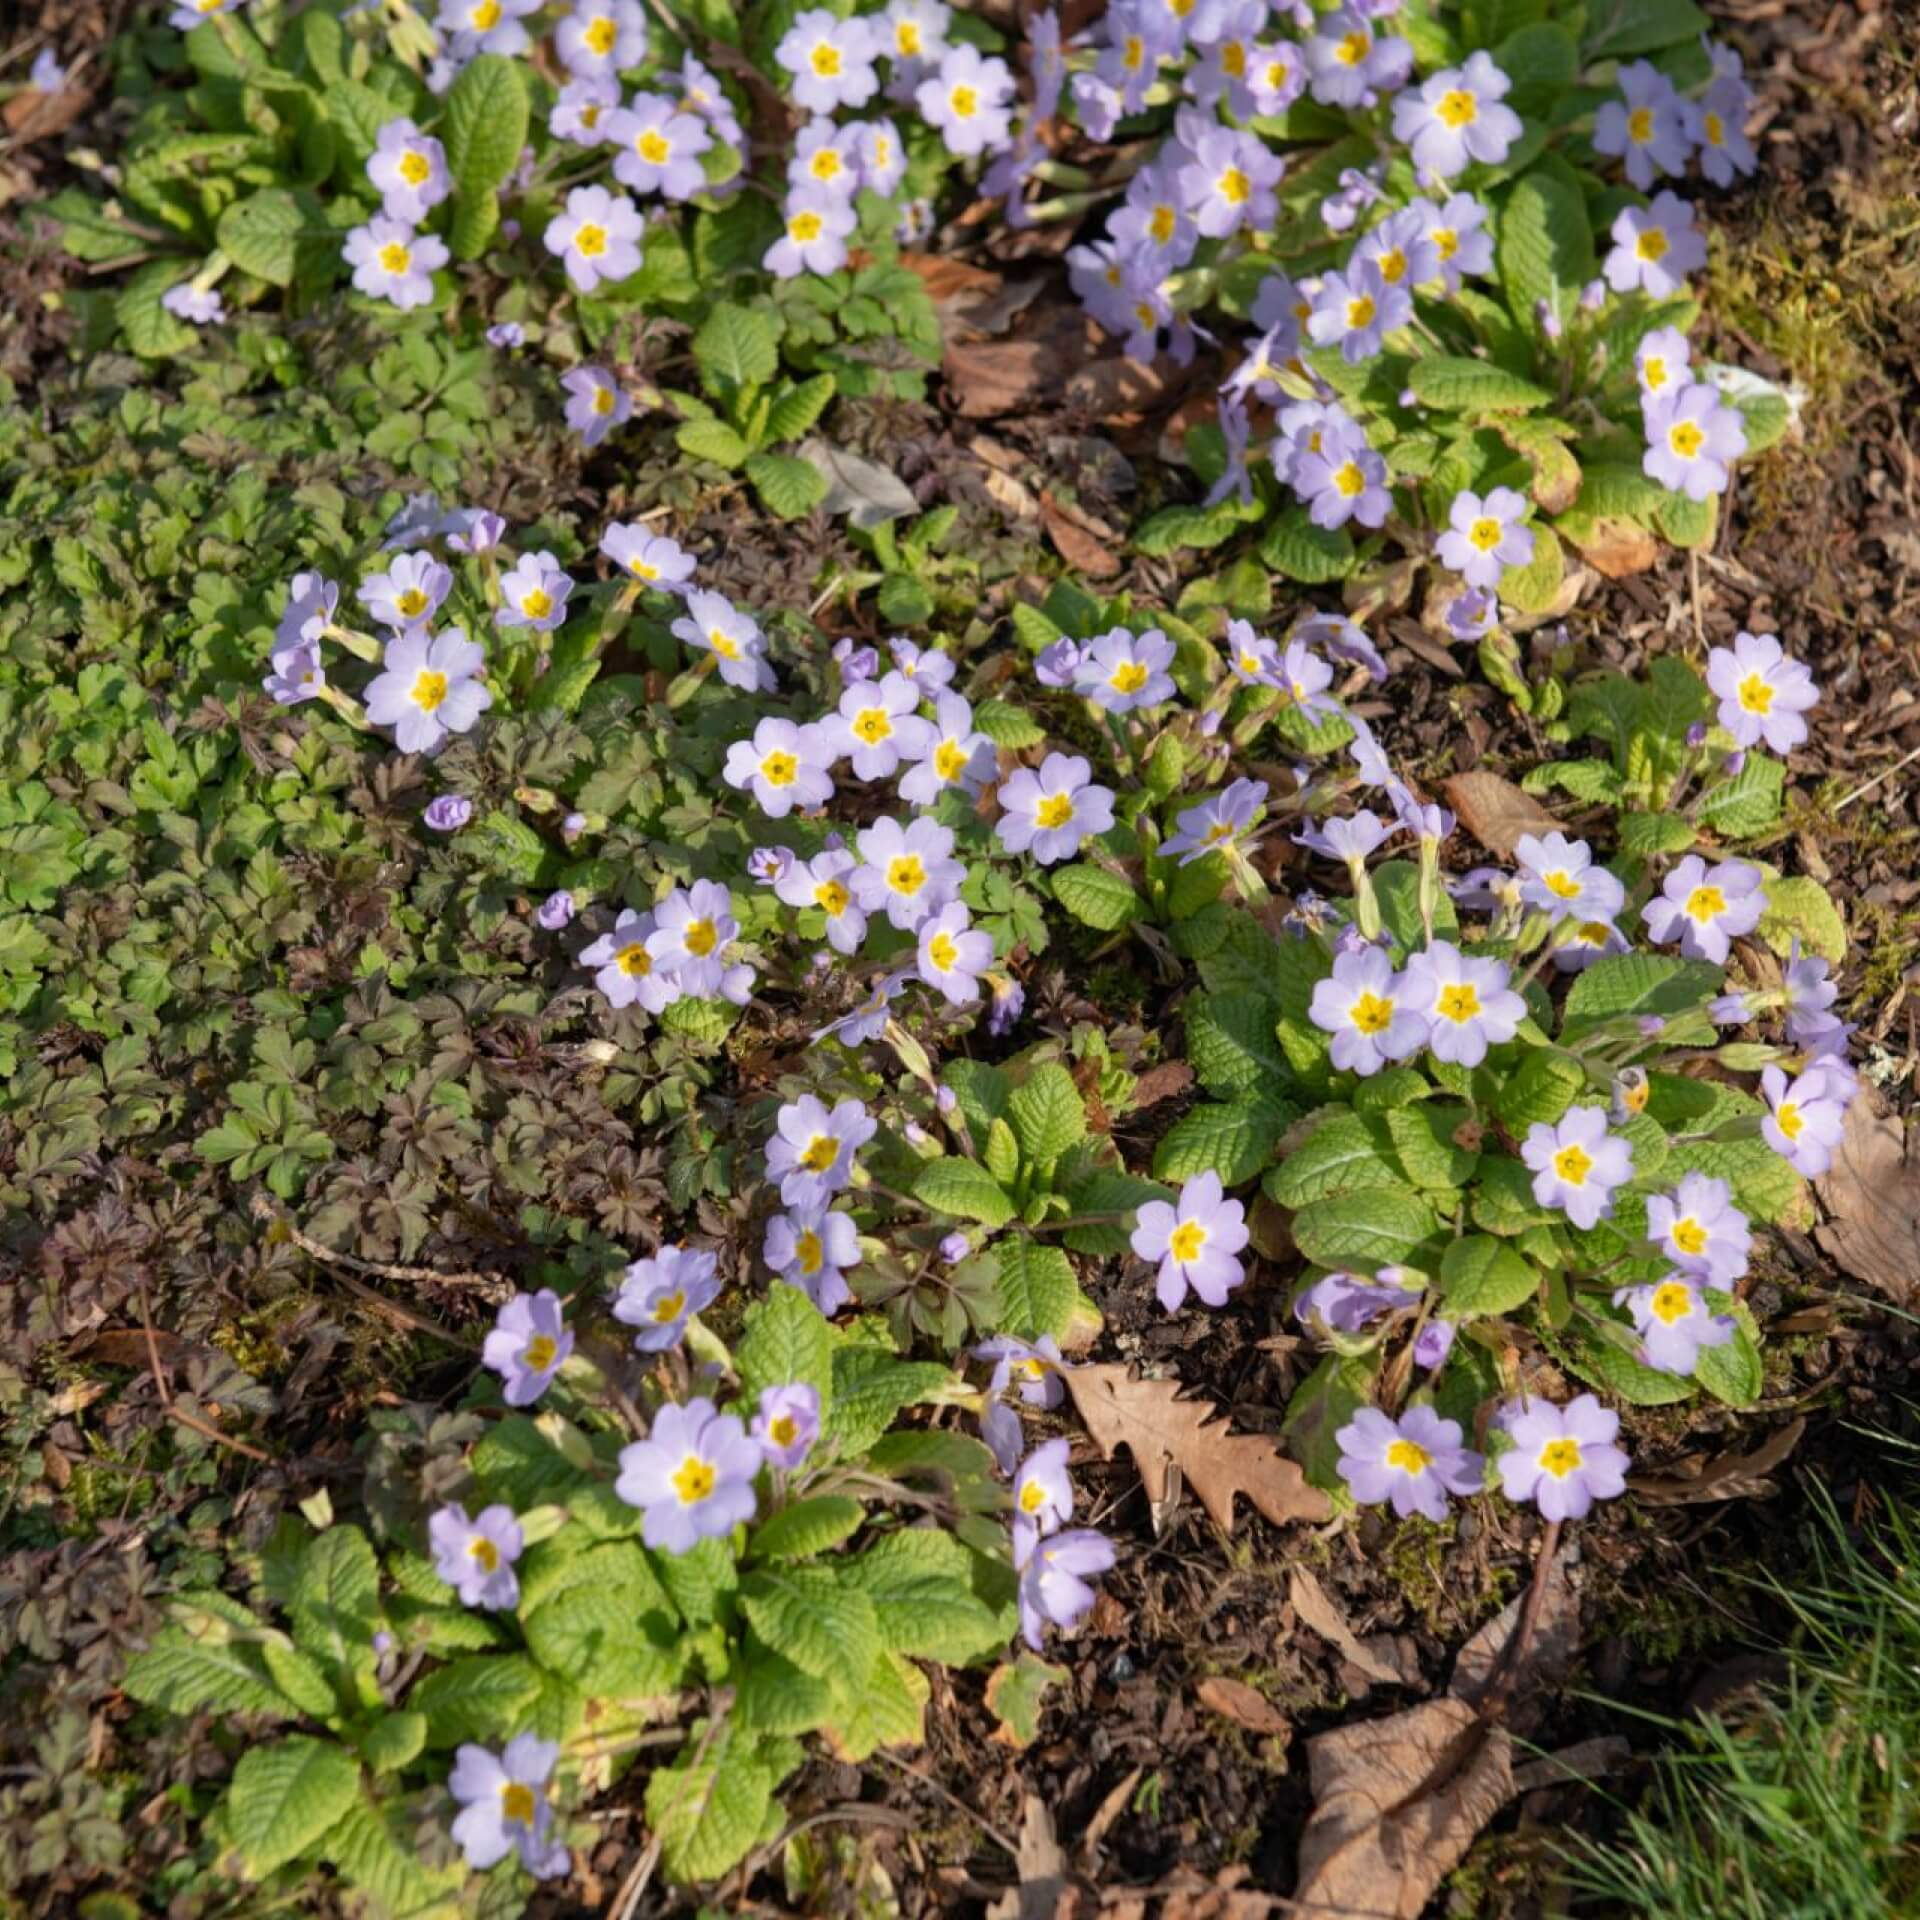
[1498,158,1596,335]
[1407,356,1554,413]
[1291,1185,1441,1267]
[441,54,528,196]
[737,1283,835,1413]
[991,1240,1083,1345]
[913,1155,1017,1228]
[1439,1234,1540,1315]
[749,1496,865,1562]
[694,301,781,390]
[1008,1064,1087,1166]
[1051,861,1142,930]
[1759,876,1848,967]
[225,1736,361,1877]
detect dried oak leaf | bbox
[1440,770,1562,858]
[1563,515,1660,578]
[1062,1364,1332,1531]
[1629,1416,1808,1506]
[1815,1092,1920,1306]
[1196,1676,1291,1738]
[1040,493,1121,578]
[1289,1568,1415,1689]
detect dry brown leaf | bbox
[1440,770,1563,858]
[1449,1546,1578,1711]
[1062,1364,1333,1533]
[1511,1735,1632,1794]
[1629,1415,1808,1506]
[1062,353,1182,421]
[1293,1695,1514,1920]
[1041,495,1121,577]
[1565,515,1660,578]
[1079,1764,1144,1865]
[1289,1569,1413,1689]
[900,249,1003,304]
[1130,1060,1194,1109]
[1815,1092,1919,1305]
[1196,1676,1292,1738]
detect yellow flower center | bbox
[1019,1480,1048,1513]
[1627,105,1654,144]
[1643,355,1668,390]
[811,41,843,75]
[1704,110,1725,146]
[1684,885,1726,923]
[573,222,608,257]
[1537,1438,1583,1477]
[521,587,552,620]
[525,1334,557,1371]
[651,1289,686,1324]
[1222,40,1246,75]
[672,1455,716,1503]
[873,135,892,166]
[1436,982,1481,1023]
[1552,1143,1593,1186]
[810,148,842,180]
[639,129,672,164]
[395,587,429,618]
[1169,1220,1207,1262]
[896,21,921,54]
[1122,35,1145,71]
[1386,1437,1432,1473]
[761,750,798,787]
[1671,1217,1709,1256]
[1109,660,1150,694]
[852,707,892,744]
[1636,226,1669,262]
[628,556,658,579]
[581,103,602,128]
[500,1782,537,1824]
[1469,516,1504,552]
[584,16,617,54]
[1776,1100,1804,1140]
[1149,205,1177,245]
[1218,166,1250,206]
[616,943,652,977]
[1346,294,1376,330]
[1669,419,1704,458]
[770,1413,799,1446]
[887,854,926,896]
[471,0,502,25]
[1437,88,1478,128]
[1337,29,1369,63]
[1651,1280,1695,1324]
[399,150,431,186]
[1334,461,1366,498]
[1017,1357,1046,1379]
[1545,869,1583,899]
[1034,793,1075,830]
[1433,227,1459,261]
[1350,990,1394,1035]
[951,83,978,117]
[469,1535,500,1571]
[928,932,960,972]
[1738,672,1775,714]
[815,879,850,916]
[708,628,741,660]
[592,386,615,415]
[681,917,718,957]
[795,1230,823,1275]
[379,242,412,274]
[411,670,448,712]
[934,740,968,780]
[800,1134,839,1173]
[1376,246,1408,283]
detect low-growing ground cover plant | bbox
[3,0,1903,1914]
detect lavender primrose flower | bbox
[824,672,935,779]
[851,815,963,930]
[672,589,775,693]
[1553,918,1630,973]
[918,44,1014,156]
[1073,627,1178,713]
[601,523,695,590]
[899,692,993,807]
[1421,191,1495,287]
[1308,261,1409,364]
[917,901,994,1005]
[765,186,859,277]
[368,118,451,224]
[424,795,472,833]
[360,551,451,632]
[551,75,619,145]
[1634,324,1691,404]
[812,972,909,1047]
[724,717,836,817]
[161,284,225,325]
[1294,420,1392,530]
[790,117,862,196]
[607,94,711,200]
[1309,947,1429,1075]
[556,0,647,78]
[1706,631,1819,753]
[482,1290,573,1406]
[1400,941,1525,1068]
[1414,1318,1456,1370]
[774,848,866,954]
[1515,831,1626,925]
[535,889,576,933]
[428,1503,523,1609]
[988,973,1025,1038]
[1445,588,1499,640]
[343,216,446,309]
[1593,58,1690,189]
[1162,778,1268,865]
[1033,637,1082,687]
[766,1095,878,1206]
[777,7,880,112]
[764,1207,859,1314]
[1180,127,1284,239]
[1643,381,1747,501]
[1783,945,1842,1045]
[1294,1268,1414,1336]
[1694,71,1758,186]
[834,637,881,682]
[1391,53,1522,176]
[977,1334,1067,1409]
[1647,1173,1751,1283]
[613,1244,722,1353]
[29,50,67,90]
[262,641,325,705]
[1130,1171,1249,1312]
[497,551,574,633]
[981,1398,1024,1476]
[383,492,443,550]
[1435,486,1533,590]
[889,638,955,691]
[1760,1062,1851,1177]
[578,908,682,1014]
[544,185,645,293]
[1615,1274,1736,1375]
[1305,7,1411,109]
[646,880,747,1001]
[1603,192,1706,299]
[560,365,631,448]
[1336,1406,1484,1522]
[750,1383,821,1470]
[448,1735,568,1879]
[1496,1394,1630,1520]
[1641,856,1765,964]
[442,507,506,553]
[1013,1437,1074,1532]
[1521,1107,1634,1230]
[1017,1529,1115,1651]
[995,754,1116,866]
[614,1397,761,1552]
[364,628,491,754]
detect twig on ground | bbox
[136,1275,274,1464]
